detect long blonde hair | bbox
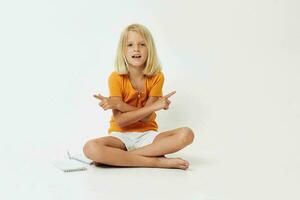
[114,24,162,76]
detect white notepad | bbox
[53,159,87,172]
[67,151,93,165]
[53,151,93,172]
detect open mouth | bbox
[132,55,142,59]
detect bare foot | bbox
[157,157,189,170]
[93,161,102,167]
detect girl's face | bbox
[125,31,148,69]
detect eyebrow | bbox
[127,41,146,43]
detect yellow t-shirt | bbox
[107,71,164,133]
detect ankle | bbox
[128,149,140,155]
[153,157,161,167]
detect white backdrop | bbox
[0,1,299,200]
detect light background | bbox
[0,0,299,200]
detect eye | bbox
[127,44,133,47]
[141,43,146,46]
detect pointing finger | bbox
[163,91,176,99]
[93,93,106,100]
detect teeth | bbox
[132,55,141,58]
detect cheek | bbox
[125,51,131,59]
[143,49,148,58]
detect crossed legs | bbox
[83,127,194,170]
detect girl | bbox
[83,24,194,170]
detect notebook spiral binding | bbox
[64,167,87,172]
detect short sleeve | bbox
[108,72,123,97]
[149,72,164,97]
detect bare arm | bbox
[112,92,175,127]
[95,91,175,127]
[117,96,158,122]
[94,94,156,122]
[113,104,157,128]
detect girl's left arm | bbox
[140,97,158,122]
[118,97,158,122]
[95,95,158,122]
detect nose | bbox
[133,44,140,52]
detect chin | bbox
[129,63,146,68]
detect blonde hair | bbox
[114,24,162,76]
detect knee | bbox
[83,140,103,160]
[83,140,95,159]
[178,127,194,145]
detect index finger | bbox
[93,94,105,101]
[163,91,176,99]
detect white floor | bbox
[1,1,299,199]
[1,124,299,200]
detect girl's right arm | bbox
[113,95,172,127]
[110,96,155,122]
[113,104,157,127]
[94,94,155,122]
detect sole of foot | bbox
[157,157,189,170]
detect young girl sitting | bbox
[83,24,194,170]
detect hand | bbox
[151,91,176,111]
[93,93,122,111]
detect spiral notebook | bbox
[67,151,93,165]
[53,151,93,172]
[53,159,88,172]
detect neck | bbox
[128,66,144,80]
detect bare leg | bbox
[130,127,194,157]
[83,136,189,170]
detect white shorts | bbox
[110,130,160,151]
